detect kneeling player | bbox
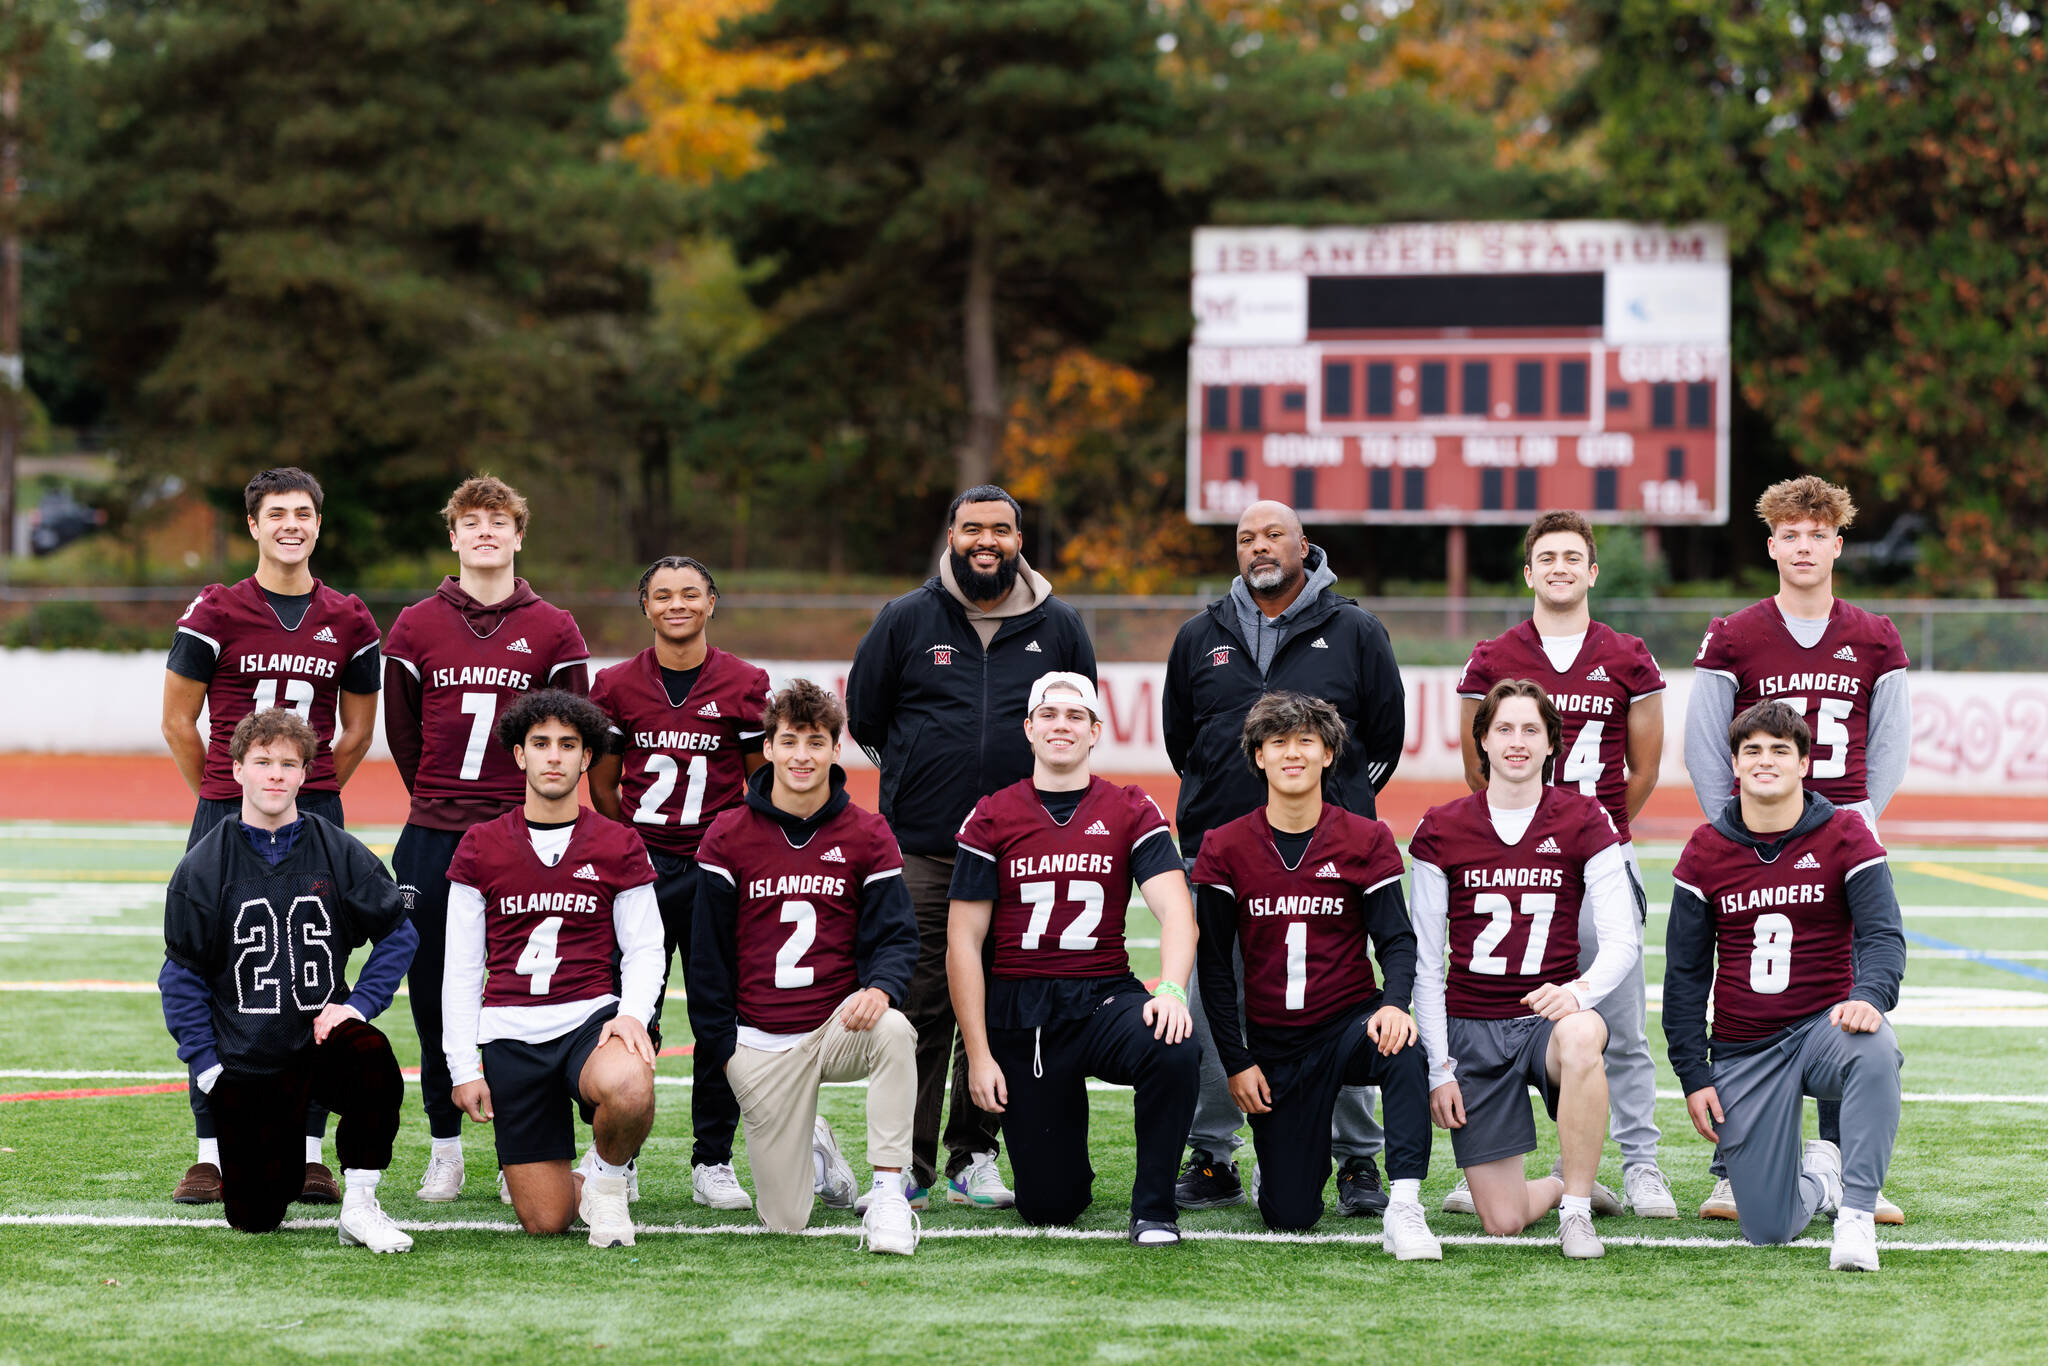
[1410,680,1641,1259]
[949,672,1199,1245]
[692,680,922,1254]
[159,708,418,1250]
[1191,693,1439,1258]
[442,691,662,1249]
[1665,701,1904,1271]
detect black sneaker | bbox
[1175,1151,1246,1210]
[1336,1155,1389,1217]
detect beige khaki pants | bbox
[725,1004,917,1232]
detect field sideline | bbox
[6,821,2048,1364]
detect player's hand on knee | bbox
[1429,1080,1465,1129]
[598,1014,657,1068]
[1828,999,1883,1034]
[453,1079,495,1123]
[1142,992,1192,1045]
[1520,983,1583,1021]
[1226,1065,1271,1115]
[311,1002,364,1045]
[1366,1005,1416,1054]
[839,987,889,1033]
[1685,1086,1724,1142]
[968,1054,1007,1113]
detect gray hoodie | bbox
[1230,544,1340,677]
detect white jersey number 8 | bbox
[1749,912,1794,994]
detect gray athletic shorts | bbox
[1446,1014,1559,1167]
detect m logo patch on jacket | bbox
[929,644,955,666]
[1210,647,1233,667]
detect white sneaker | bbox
[1874,1189,1904,1225]
[498,1170,512,1205]
[1559,1205,1605,1259]
[859,1187,921,1256]
[1624,1164,1679,1219]
[416,1147,464,1203]
[1802,1139,1844,1217]
[1248,1162,1262,1208]
[692,1161,751,1211]
[813,1117,857,1210]
[945,1151,1015,1209]
[1699,1175,1738,1220]
[337,1191,413,1253]
[1441,1175,1475,1215]
[1830,1212,1880,1272]
[1382,1199,1442,1261]
[579,1172,636,1248]
[572,1150,639,1202]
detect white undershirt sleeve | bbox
[613,882,665,1025]
[442,882,489,1087]
[1568,844,1642,1011]
[1409,859,1455,1092]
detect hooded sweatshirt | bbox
[939,551,1053,648]
[1230,544,1341,676]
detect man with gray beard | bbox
[1161,500,1405,1214]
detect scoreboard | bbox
[1186,222,1730,526]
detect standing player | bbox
[948,673,1199,1245]
[158,709,418,1250]
[1189,693,1440,1259]
[1666,701,1905,1271]
[441,691,663,1249]
[589,556,769,1212]
[691,680,922,1254]
[384,475,591,1200]
[160,466,382,1205]
[1454,510,1674,1219]
[1685,475,1910,1223]
[1410,681,1642,1260]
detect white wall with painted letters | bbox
[6,649,2042,795]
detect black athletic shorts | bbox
[479,1004,617,1166]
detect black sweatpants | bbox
[1249,1007,1432,1232]
[187,790,345,1143]
[211,1020,402,1233]
[652,851,741,1168]
[986,987,1199,1227]
[394,822,467,1141]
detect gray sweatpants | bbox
[1713,1013,1902,1245]
[1185,916,1382,1164]
[1580,844,1660,1170]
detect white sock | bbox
[1390,1178,1421,1206]
[1560,1193,1593,1217]
[305,1136,324,1164]
[872,1172,903,1196]
[1134,1225,1178,1245]
[343,1168,380,1199]
[591,1152,632,1179]
[197,1138,220,1168]
[1839,1206,1876,1226]
[431,1136,462,1159]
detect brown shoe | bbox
[299,1162,341,1205]
[173,1162,223,1204]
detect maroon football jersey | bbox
[1458,619,1664,841]
[175,578,382,800]
[1190,805,1406,1029]
[383,584,589,826]
[589,647,770,859]
[696,799,903,1034]
[1408,787,1620,1019]
[447,807,655,1009]
[958,777,1172,980]
[1672,809,1886,1043]
[1694,598,1909,807]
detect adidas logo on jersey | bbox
[1025,640,1041,653]
[1795,852,1821,869]
[1314,861,1340,879]
[1834,645,1857,662]
[1311,637,1329,648]
[819,846,847,864]
[314,626,338,644]
[1535,836,1562,854]
[1084,820,1112,836]
[571,863,599,881]
[697,700,721,718]
[1586,664,1609,682]
[507,637,533,654]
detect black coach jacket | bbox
[1162,580,1404,857]
[847,577,1097,856]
